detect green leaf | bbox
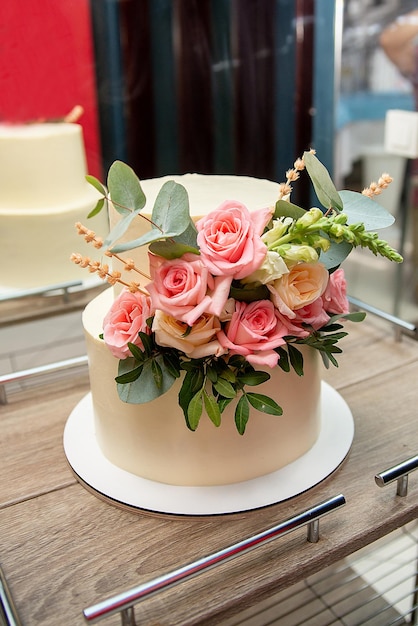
[218,397,233,413]
[108,161,146,215]
[287,344,304,376]
[87,197,106,218]
[246,393,283,416]
[187,390,203,430]
[162,351,181,378]
[117,354,176,403]
[151,359,163,389]
[235,395,250,435]
[303,151,344,212]
[127,342,145,361]
[276,347,290,372]
[339,190,395,230]
[178,368,204,416]
[115,362,143,384]
[213,377,237,399]
[148,240,200,259]
[86,174,107,196]
[138,331,154,357]
[203,390,221,427]
[238,371,270,386]
[229,281,270,303]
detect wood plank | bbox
[0,356,417,625]
[0,376,89,506]
[1,315,417,624]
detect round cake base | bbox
[63,382,354,517]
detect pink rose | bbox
[291,298,330,330]
[196,200,273,280]
[152,311,227,359]
[103,289,153,359]
[322,268,350,314]
[268,262,329,318]
[217,299,287,368]
[146,252,230,326]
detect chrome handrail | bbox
[83,494,346,624]
[375,454,418,496]
[0,356,88,405]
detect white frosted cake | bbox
[82,175,322,487]
[0,122,109,290]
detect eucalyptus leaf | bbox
[303,151,344,212]
[319,240,353,270]
[109,181,196,254]
[117,354,176,403]
[87,197,106,218]
[339,190,395,230]
[149,240,200,260]
[103,210,140,249]
[108,161,146,215]
[152,181,193,238]
[274,199,306,220]
[86,174,107,196]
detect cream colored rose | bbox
[241,251,289,285]
[152,310,227,358]
[268,262,329,318]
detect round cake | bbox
[0,122,109,290]
[82,174,323,487]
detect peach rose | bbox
[217,299,287,368]
[268,262,329,318]
[322,268,350,314]
[103,290,153,359]
[146,252,230,326]
[196,200,273,280]
[152,310,227,359]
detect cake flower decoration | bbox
[73,150,402,434]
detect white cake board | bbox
[63,382,354,517]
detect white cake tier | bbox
[0,121,109,289]
[0,123,94,208]
[83,288,322,487]
[0,198,109,289]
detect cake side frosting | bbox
[83,173,322,486]
[0,122,109,289]
[83,287,321,486]
[0,123,94,208]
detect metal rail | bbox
[375,454,418,497]
[83,494,346,624]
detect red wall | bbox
[0,0,102,178]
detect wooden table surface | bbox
[1,314,418,626]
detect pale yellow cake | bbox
[0,123,108,289]
[82,174,322,486]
